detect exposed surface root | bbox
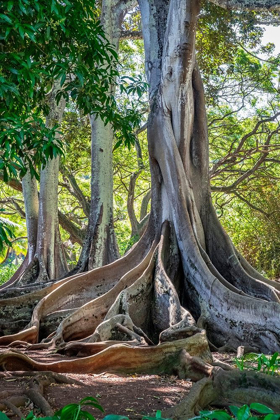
[26,376,54,416]
[0,370,83,385]
[164,369,280,419]
[0,332,211,377]
[0,231,155,345]
[0,396,28,417]
[0,370,83,418]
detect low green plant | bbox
[0,397,104,420]
[0,399,170,420]
[235,352,280,375]
[190,403,280,420]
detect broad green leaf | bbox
[7,1,14,11]
[237,405,251,420]
[250,403,274,414]
[264,415,280,420]
[229,406,240,418]
[208,411,232,420]
[0,13,12,23]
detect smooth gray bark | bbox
[22,171,39,263]
[72,0,138,272]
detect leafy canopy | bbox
[0,0,130,180]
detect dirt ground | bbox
[0,372,192,419]
[0,349,234,419]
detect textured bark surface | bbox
[164,369,280,419]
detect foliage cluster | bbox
[1,398,279,420]
[0,261,20,285]
[190,403,280,420]
[0,397,170,420]
[205,5,280,278]
[235,352,280,375]
[0,0,147,181]
[0,0,118,178]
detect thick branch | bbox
[121,30,143,39]
[0,174,22,192]
[140,190,151,221]
[60,167,90,217]
[58,211,86,245]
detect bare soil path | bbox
[0,348,234,419]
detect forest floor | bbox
[0,348,235,419]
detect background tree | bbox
[0,0,128,289]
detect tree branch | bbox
[233,192,270,216]
[60,167,90,217]
[58,211,86,245]
[0,174,22,192]
[121,30,143,39]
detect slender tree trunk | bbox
[0,88,67,293]
[72,0,137,272]
[32,87,68,282]
[36,157,67,281]
[22,171,39,263]
[0,172,39,290]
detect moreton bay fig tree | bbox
[1,0,280,412]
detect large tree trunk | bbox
[73,115,119,272]
[2,4,280,415]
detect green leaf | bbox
[264,415,280,420]
[250,403,274,414]
[0,411,10,420]
[60,73,66,86]
[76,71,84,86]
[0,13,12,24]
[7,1,14,11]
[18,26,25,39]
[23,412,36,420]
[208,411,232,420]
[80,397,104,412]
[78,409,96,420]
[237,405,251,420]
[270,352,279,366]
[229,406,240,418]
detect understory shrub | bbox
[190,403,280,420]
[0,397,171,420]
[0,397,279,420]
[235,352,280,375]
